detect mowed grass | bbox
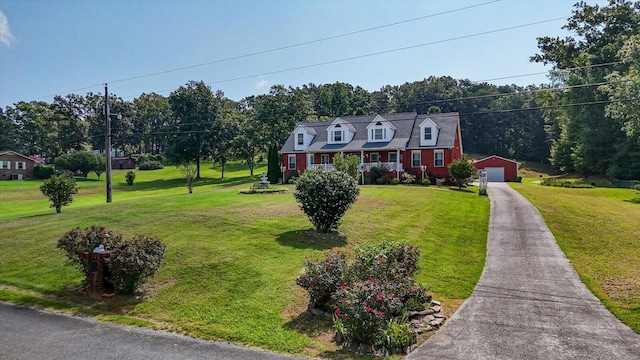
[0,163,489,357]
[511,182,640,333]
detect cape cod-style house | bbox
[279,112,463,181]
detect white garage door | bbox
[485,167,505,182]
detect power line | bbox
[189,17,569,91]
[31,1,501,102]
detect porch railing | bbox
[308,164,336,171]
[361,162,402,172]
[308,162,402,172]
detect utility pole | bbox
[104,84,112,203]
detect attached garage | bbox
[474,155,519,182]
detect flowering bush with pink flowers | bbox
[295,250,348,310]
[297,242,431,349]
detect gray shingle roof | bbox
[406,113,460,149]
[279,112,460,153]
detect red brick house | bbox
[473,155,519,182]
[0,151,42,180]
[279,112,463,181]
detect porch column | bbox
[396,149,401,180]
[360,150,365,185]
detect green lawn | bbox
[511,182,640,333]
[0,163,489,357]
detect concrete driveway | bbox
[0,302,301,360]
[408,182,640,359]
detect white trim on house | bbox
[411,150,421,167]
[0,161,10,170]
[434,150,444,167]
[366,116,396,142]
[288,154,296,170]
[419,118,439,147]
[16,161,26,170]
[293,125,316,151]
[320,154,330,164]
[327,118,355,145]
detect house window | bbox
[321,154,330,164]
[297,133,304,145]
[370,153,379,163]
[373,128,383,140]
[389,153,397,163]
[424,127,432,141]
[16,162,26,170]
[0,161,10,169]
[288,155,296,170]
[412,151,421,167]
[333,131,343,142]
[434,151,444,167]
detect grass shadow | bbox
[450,187,475,193]
[623,198,640,204]
[283,310,332,337]
[283,312,369,360]
[276,229,348,250]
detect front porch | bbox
[307,161,403,173]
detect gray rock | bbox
[431,300,441,306]
[434,313,446,319]
[424,315,435,322]
[430,305,441,312]
[309,307,324,317]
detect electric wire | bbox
[29,0,501,101]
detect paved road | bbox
[408,182,640,360]
[0,302,301,360]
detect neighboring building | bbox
[280,112,463,181]
[473,155,519,182]
[0,151,41,180]
[111,157,136,170]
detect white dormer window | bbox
[294,125,316,151]
[367,117,395,142]
[424,127,432,141]
[327,119,355,144]
[333,124,343,142]
[419,118,439,147]
[373,127,385,140]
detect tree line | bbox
[1,0,638,179]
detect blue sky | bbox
[0,0,605,108]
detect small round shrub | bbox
[293,169,360,233]
[369,165,391,185]
[296,251,348,310]
[34,164,55,179]
[332,278,404,346]
[391,178,400,185]
[420,178,430,186]
[57,225,125,275]
[40,174,79,213]
[107,234,166,294]
[125,170,136,185]
[401,172,416,184]
[633,184,640,191]
[57,225,165,295]
[138,161,164,170]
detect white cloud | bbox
[0,11,16,47]
[255,79,269,89]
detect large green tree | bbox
[531,0,640,175]
[167,81,219,178]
